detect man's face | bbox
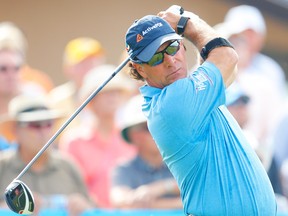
[134,40,188,88]
[0,50,22,97]
[16,120,54,155]
[89,89,129,117]
[64,55,105,89]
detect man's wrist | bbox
[177,16,190,36]
[200,37,234,60]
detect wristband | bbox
[177,16,190,36]
[200,37,234,60]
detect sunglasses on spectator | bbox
[134,40,181,67]
[131,123,149,132]
[229,96,250,107]
[18,120,54,129]
[0,65,22,73]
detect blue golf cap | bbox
[125,15,182,62]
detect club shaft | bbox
[14,57,130,181]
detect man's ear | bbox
[132,63,147,79]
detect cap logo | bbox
[136,34,143,43]
[125,15,180,61]
[142,22,163,36]
[125,43,130,51]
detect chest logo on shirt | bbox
[188,71,210,91]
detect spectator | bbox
[0,94,95,215]
[278,160,288,211]
[215,5,286,92]
[274,110,288,169]
[215,5,287,175]
[0,21,54,94]
[0,48,22,114]
[49,37,106,127]
[110,95,182,209]
[59,64,136,208]
[0,22,55,144]
[281,161,288,198]
[274,104,288,210]
[0,137,10,151]
[225,83,284,196]
[225,83,259,155]
[0,39,23,144]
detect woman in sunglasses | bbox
[124,5,276,216]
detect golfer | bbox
[124,6,276,216]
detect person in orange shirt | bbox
[20,65,54,93]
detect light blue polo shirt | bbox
[139,62,276,216]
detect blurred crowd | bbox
[0,4,288,215]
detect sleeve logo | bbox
[188,71,211,91]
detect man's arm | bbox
[158,9,238,87]
[110,179,182,209]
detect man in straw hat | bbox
[0,94,95,215]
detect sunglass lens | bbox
[20,121,53,129]
[147,40,180,66]
[33,121,52,129]
[148,53,164,66]
[166,45,179,55]
[167,40,180,54]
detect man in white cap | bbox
[110,95,182,209]
[215,4,286,92]
[215,5,287,186]
[226,82,288,212]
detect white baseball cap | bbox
[214,5,266,38]
[225,82,250,106]
[119,94,147,143]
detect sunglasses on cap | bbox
[17,120,54,129]
[134,40,181,67]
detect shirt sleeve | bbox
[147,62,226,153]
[111,163,135,188]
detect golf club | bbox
[4,57,130,215]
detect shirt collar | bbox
[140,84,162,99]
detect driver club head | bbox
[4,180,34,215]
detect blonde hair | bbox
[0,22,28,57]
